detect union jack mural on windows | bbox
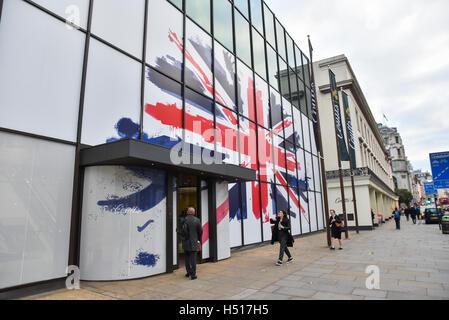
[107,0,320,246]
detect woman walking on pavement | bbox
[329,210,343,250]
[270,210,294,266]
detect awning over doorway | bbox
[79,139,257,182]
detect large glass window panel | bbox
[303,53,311,87]
[285,141,297,187]
[249,0,263,33]
[234,0,249,18]
[169,0,183,10]
[214,40,236,111]
[310,117,318,155]
[279,58,289,99]
[242,182,262,245]
[261,183,276,241]
[147,0,184,82]
[92,0,145,58]
[214,0,233,52]
[143,68,183,148]
[258,127,275,184]
[316,192,325,230]
[298,78,307,115]
[0,132,75,289]
[82,39,141,146]
[235,10,252,68]
[239,117,258,176]
[270,89,283,133]
[236,60,255,122]
[229,183,243,248]
[275,20,286,60]
[289,69,300,109]
[286,35,295,70]
[302,113,311,152]
[263,4,275,46]
[186,0,210,33]
[296,147,307,190]
[185,18,213,99]
[0,0,84,143]
[184,88,214,154]
[31,0,89,29]
[273,137,287,187]
[255,75,270,129]
[295,45,304,80]
[300,190,310,234]
[216,104,239,165]
[313,156,322,192]
[282,98,295,145]
[252,29,266,80]
[305,152,315,192]
[289,187,301,236]
[292,107,303,149]
[267,45,279,91]
[275,185,288,213]
[309,191,318,232]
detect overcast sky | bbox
[265,0,449,173]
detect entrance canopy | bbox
[80,139,257,182]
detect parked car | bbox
[424,208,444,224]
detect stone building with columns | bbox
[312,55,399,229]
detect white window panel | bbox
[81,39,141,146]
[0,0,84,142]
[91,0,145,59]
[31,0,90,29]
[0,132,75,290]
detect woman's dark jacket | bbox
[270,216,294,247]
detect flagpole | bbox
[307,35,332,247]
[328,67,349,239]
[341,90,360,234]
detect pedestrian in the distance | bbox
[393,207,401,230]
[329,210,343,250]
[410,205,417,224]
[181,207,203,280]
[270,210,294,266]
[404,206,410,222]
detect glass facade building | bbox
[0,0,324,290]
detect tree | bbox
[395,189,413,206]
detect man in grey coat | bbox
[181,207,203,280]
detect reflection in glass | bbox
[234,0,249,18]
[275,19,286,60]
[250,0,263,33]
[170,0,183,10]
[214,0,233,52]
[186,0,210,32]
[278,58,289,99]
[235,10,252,68]
[286,35,295,70]
[267,45,278,91]
[252,28,266,80]
[263,4,275,46]
[295,45,304,80]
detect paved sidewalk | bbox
[25,219,449,300]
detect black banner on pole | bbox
[329,70,350,162]
[341,91,356,169]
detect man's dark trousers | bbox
[395,218,401,230]
[185,251,197,277]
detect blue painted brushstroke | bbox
[97,167,166,214]
[137,219,154,233]
[229,183,243,221]
[133,251,160,268]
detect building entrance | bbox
[176,175,201,269]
